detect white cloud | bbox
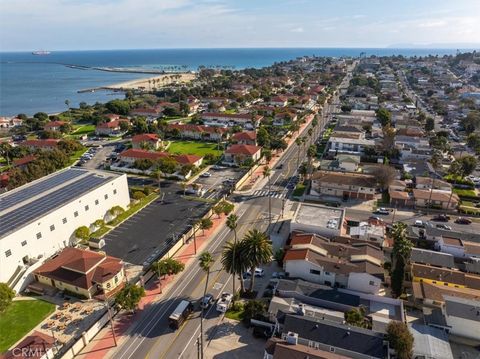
[291,27,304,33]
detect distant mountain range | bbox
[387,43,480,49]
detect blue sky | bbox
[1,0,479,51]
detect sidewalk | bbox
[76,212,228,359]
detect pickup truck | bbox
[216,292,233,313]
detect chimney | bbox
[297,304,306,316]
[286,332,299,345]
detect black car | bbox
[276,164,283,169]
[252,326,273,339]
[432,214,450,222]
[455,217,472,225]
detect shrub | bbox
[132,191,146,200]
[0,283,15,312]
[74,226,90,241]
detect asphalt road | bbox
[109,74,344,359]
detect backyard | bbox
[0,299,56,352]
[167,140,223,157]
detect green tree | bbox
[344,306,368,328]
[256,127,270,148]
[225,214,240,296]
[242,299,266,323]
[307,144,317,178]
[0,283,15,312]
[115,284,145,313]
[386,321,414,359]
[106,99,131,115]
[200,217,213,235]
[425,117,435,132]
[376,108,392,127]
[391,223,412,297]
[241,229,273,292]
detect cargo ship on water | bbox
[32,50,51,55]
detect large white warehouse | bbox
[0,168,130,290]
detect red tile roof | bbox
[232,131,256,141]
[225,144,261,156]
[97,120,125,129]
[283,249,309,261]
[1,331,56,359]
[167,123,228,134]
[132,134,159,143]
[34,248,123,290]
[175,154,202,165]
[201,112,257,120]
[120,149,168,161]
[13,155,37,167]
[44,120,66,129]
[21,139,60,148]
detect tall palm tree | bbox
[226,214,238,298]
[198,251,213,359]
[307,144,317,179]
[221,240,246,294]
[241,229,273,292]
[295,137,302,170]
[263,166,272,227]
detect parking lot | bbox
[194,166,246,200]
[102,181,211,266]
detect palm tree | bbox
[263,166,272,227]
[226,214,238,298]
[295,137,302,169]
[221,240,246,294]
[241,229,273,292]
[198,251,214,359]
[307,145,317,179]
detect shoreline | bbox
[78,72,196,93]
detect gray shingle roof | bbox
[410,248,455,268]
[283,314,387,359]
[444,295,480,322]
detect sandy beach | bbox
[107,72,196,90]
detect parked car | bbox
[414,220,425,228]
[455,217,472,225]
[244,268,265,278]
[374,208,390,215]
[432,214,450,222]
[369,216,384,222]
[436,224,452,230]
[276,164,283,169]
[212,165,224,170]
[216,292,233,313]
[200,294,214,309]
[272,272,286,279]
[200,172,211,178]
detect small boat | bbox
[32,50,51,56]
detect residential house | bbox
[411,263,480,290]
[130,106,162,119]
[131,134,162,150]
[44,120,66,132]
[33,247,125,299]
[310,171,377,201]
[270,95,288,107]
[409,323,454,359]
[415,177,452,191]
[436,237,480,259]
[231,131,257,146]
[412,280,480,307]
[264,338,351,359]
[290,203,347,238]
[21,139,60,151]
[201,112,262,129]
[167,124,229,141]
[412,189,458,210]
[443,296,480,340]
[281,314,389,359]
[223,144,261,165]
[13,155,37,169]
[283,232,384,294]
[95,120,127,136]
[327,134,375,156]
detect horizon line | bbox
[2,46,480,53]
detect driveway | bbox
[194,166,246,200]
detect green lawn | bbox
[68,148,87,166]
[72,124,96,136]
[292,183,306,197]
[225,307,244,321]
[0,299,55,352]
[167,141,222,157]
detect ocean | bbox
[0,48,465,116]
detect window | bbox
[62,217,67,224]
[444,282,449,286]
[104,194,109,200]
[5,250,12,257]
[325,271,330,275]
[36,232,42,239]
[369,281,375,286]
[432,281,437,284]
[114,275,119,284]
[21,240,27,247]
[310,269,321,275]
[85,205,89,211]
[113,189,117,195]
[50,225,55,232]
[74,211,79,218]
[106,283,111,289]
[95,199,99,205]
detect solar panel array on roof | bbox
[0,169,87,212]
[0,174,109,237]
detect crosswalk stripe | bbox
[251,190,288,199]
